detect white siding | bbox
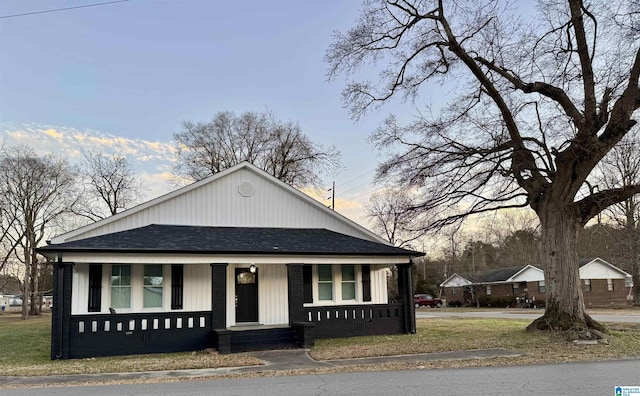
[510,266,545,282]
[258,265,288,325]
[71,263,89,314]
[441,274,473,288]
[183,264,212,311]
[580,260,628,280]
[371,265,389,304]
[57,167,380,243]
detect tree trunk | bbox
[21,246,30,320]
[527,204,606,338]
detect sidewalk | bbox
[0,348,521,387]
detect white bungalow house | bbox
[38,162,422,359]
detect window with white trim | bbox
[584,279,592,292]
[111,265,131,309]
[341,265,356,300]
[317,265,333,301]
[607,278,614,292]
[538,280,546,293]
[485,285,492,295]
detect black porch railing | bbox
[68,311,212,359]
[303,303,405,339]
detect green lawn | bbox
[0,312,261,376]
[2,311,640,377]
[310,317,640,365]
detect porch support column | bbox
[286,263,305,325]
[210,263,230,353]
[397,261,416,334]
[51,257,73,360]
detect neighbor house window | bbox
[111,265,131,309]
[144,265,163,308]
[512,283,519,294]
[485,285,492,296]
[538,281,546,293]
[607,278,614,292]
[341,265,356,300]
[318,265,333,301]
[584,279,592,292]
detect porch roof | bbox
[38,224,423,257]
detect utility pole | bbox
[327,181,335,210]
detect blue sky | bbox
[0,0,438,223]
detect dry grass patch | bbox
[0,312,261,377]
[310,317,640,365]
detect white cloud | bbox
[1,122,175,201]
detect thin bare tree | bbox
[597,129,640,304]
[327,0,640,337]
[173,111,341,188]
[79,151,144,221]
[366,188,423,248]
[0,146,79,318]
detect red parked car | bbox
[414,294,443,308]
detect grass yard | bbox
[0,312,261,377]
[310,317,640,367]
[2,311,640,377]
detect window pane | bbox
[144,286,163,308]
[318,283,333,300]
[112,265,131,286]
[342,283,355,300]
[111,287,131,309]
[318,265,332,281]
[143,265,163,308]
[341,265,355,281]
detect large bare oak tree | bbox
[327,0,640,337]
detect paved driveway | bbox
[416,308,640,323]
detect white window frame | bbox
[607,278,614,292]
[485,285,492,296]
[110,264,132,310]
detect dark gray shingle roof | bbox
[464,266,524,283]
[38,224,423,257]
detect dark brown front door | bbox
[235,268,258,323]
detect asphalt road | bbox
[416,309,640,323]
[1,360,638,395]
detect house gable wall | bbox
[55,166,381,244]
[509,266,544,283]
[580,259,628,280]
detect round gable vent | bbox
[238,181,255,197]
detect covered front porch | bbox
[50,260,415,359]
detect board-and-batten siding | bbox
[370,265,389,304]
[71,263,211,315]
[61,168,377,242]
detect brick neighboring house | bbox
[440,258,634,308]
[580,258,634,308]
[440,265,545,307]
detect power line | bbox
[0,0,129,19]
